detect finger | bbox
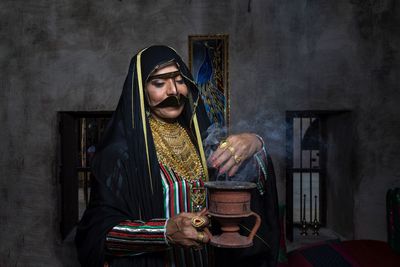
[212,149,232,169]
[209,147,227,165]
[191,231,209,244]
[171,214,189,228]
[203,228,212,242]
[218,156,237,175]
[197,208,207,216]
[201,231,210,243]
[197,208,206,215]
[209,138,234,163]
[228,164,240,177]
[182,217,194,227]
[180,227,199,241]
[173,228,198,247]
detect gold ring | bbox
[234,154,242,165]
[219,140,230,149]
[191,216,208,229]
[227,146,235,155]
[197,231,205,243]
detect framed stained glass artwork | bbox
[188,34,229,127]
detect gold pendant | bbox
[190,186,206,212]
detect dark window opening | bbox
[58,111,112,240]
[286,111,327,241]
[286,110,353,242]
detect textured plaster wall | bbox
[1,0,399,265]
[326,112,355,239]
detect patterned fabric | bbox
[160,164,206,217]
[254,146,268,195]
[106,219,167,255]
[105,146,269,266]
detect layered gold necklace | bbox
[149,116,204,182]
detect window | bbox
[58,111,112,239]
[286,110,354,241]
[286,111,326,241]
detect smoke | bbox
[203,123,227,159]
[231,157,258,182]
[233,112,286,143]
[232,111,288,160]
[202,110,289,183]
[202,123,259,182]
[202,124,227,181]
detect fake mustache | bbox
[154,94,188,108]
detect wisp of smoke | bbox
[203,123,258,182]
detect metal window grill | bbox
[59,112,112,239]
[286,111,326,241]
[293,117,320,223]
[77,117,110,219]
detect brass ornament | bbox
[190,185,206,211]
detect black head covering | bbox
[75,45,210,267]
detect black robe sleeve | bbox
[75,150,165,267]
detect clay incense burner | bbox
[204,181,261,248]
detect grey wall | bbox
[1,0,400,265]
[326,112,355,239]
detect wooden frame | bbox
[188,34,230,128]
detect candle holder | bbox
[312,218,320,235]
[300,194,308,236]
[300,218,309,236]
[312,195,320,235]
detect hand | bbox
[208,133,262,177]
[166,210,210,248]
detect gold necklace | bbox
[149,117,204,182]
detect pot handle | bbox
[247,211,261,242]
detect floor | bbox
[286,227,345,252]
